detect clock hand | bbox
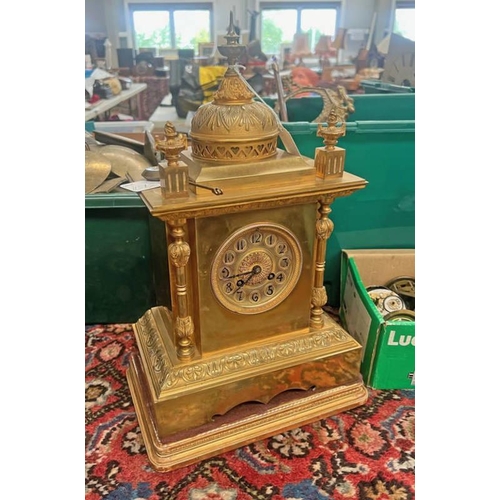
[226,270,254,279]
[234,266,261,292]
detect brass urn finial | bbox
[155,122,190,199]
[314,109,347,179]
[155,121,188,167]
[317,110,346,150]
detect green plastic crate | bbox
[263,92,415,123]
[85,192,156,324]
[360,80,415,94]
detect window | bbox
[128,3,212,53]
[260,2,340,56]
[394,2,415,41]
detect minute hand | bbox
[234,268,259,292]
[227,270,254,279]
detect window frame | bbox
[392,1,415,40]
[258,1,342,53]
[127,2,213,51]
[258,0,345,55]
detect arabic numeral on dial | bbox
[236,290,244,301]
[265,234,276,246]
[276,272,285,283]
[251,292,260,302]
[250,232,262,244]
[235,238,247,251]
[225,282,234,293]
[223,251,235,264]
[266,284,274,296]
[276,243,287,254]
[279,257,290,268]
[220,267,230,279]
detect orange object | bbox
[291,67,320,88]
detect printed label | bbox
[387,330,415,347]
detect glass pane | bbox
[301,9,337,52]
[261,9,297,56]
[133,11,171,50]
[394,8,415,41]
[174,10,211,49]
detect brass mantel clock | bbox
[126,14,369,472]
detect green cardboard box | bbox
[339,249,415,389]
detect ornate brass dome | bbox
[189,16,279,163]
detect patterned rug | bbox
[85,324,415,500]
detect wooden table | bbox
[85,83,147,121]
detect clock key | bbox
[188,179,223,195]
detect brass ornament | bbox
[283,86,354,123]
[311,197,334,328]
[155,122,190,199]
[315,110,347,179]
[168,240,191,268]
[311,286,328,308]
[98,144,151,178]
[189,15,279,163]
[316,217,334,240]
[174,316,195,359]
[167,220,196,360]
[85,150,112,194]
[155,121,188,164]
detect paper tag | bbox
[120,181,160,192]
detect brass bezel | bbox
[210,222,303,314]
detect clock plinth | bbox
[127,309,368,472]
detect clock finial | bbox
[314,109,347,179]
[155,122,190,199]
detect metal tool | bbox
[93,130,145,156]
[188,179,223,195]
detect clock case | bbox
[126,18,369,472]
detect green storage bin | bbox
[360,80,415,94]
[85,192,157,324]
[281,120,415,307]
[263,92,414,123]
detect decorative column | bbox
[167,219,195,360]
[311,196,335,329]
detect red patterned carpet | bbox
[85,324,415,500]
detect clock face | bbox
[383,52,415,87]
[210,222,303,315]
